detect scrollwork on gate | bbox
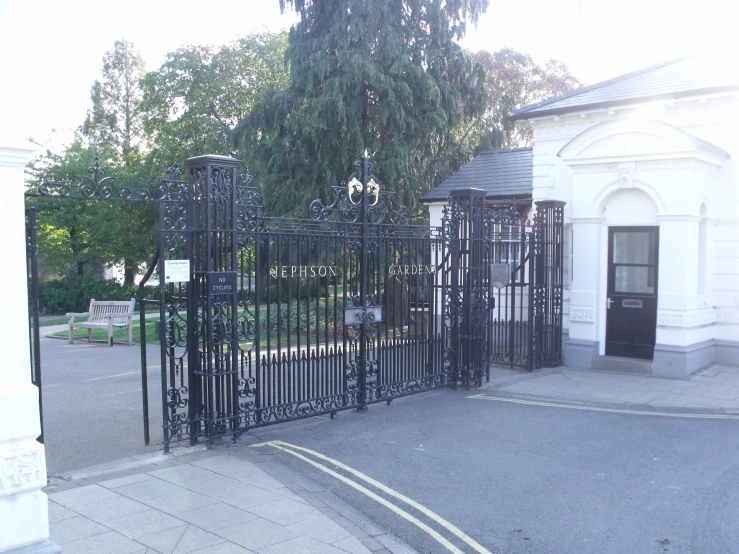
[308,155,409,225]
[34,152,154,201]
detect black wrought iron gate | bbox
[444,188,565,381]
[27,151,564,452]
[157,154,459,450]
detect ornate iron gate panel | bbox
[181,154,455,444]
[443,190,564,376]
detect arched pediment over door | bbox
[557,117,729,217]
[558,118,729,167]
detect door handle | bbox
[607,297,614,310]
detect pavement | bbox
[45,443,418,554]
[480,363,739,412]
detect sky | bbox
[0,0,734,149]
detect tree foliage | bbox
[26,141,121,279]
[75,40,158,283]
[140,32,290,169]
[234,0,489,216]
[27,34,290,283]
[82,40,147,165]
[469,48,581,149]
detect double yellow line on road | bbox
[251,440,493,554]
[467,394,739,419]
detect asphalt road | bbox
[39,333,164,475]
[249,389,739,554]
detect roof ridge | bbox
[479,146,534,154]
[511,56,690,117]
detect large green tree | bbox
[233,0,489,216]
[80,40,156,284]
[469,48,581,150]
[82,40,148,165]
[140,32,290,170]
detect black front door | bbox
[605,227,659,359]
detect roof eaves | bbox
[507,56,689,121]
[508,84,739,122]
[421,191,533,204]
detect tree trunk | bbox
[124,259,136,285]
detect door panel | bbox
[606,227,659,359]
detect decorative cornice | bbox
[569,306,595,322]
[0,146,35,169]
[571,165,615,174]
[716,309,739,324]
[637,159,721,176]
[635,160,690,171]
[656,214,702,223]
[0,448,45,497]
[657,309,716,328]
[569,217,606,224]
[534,123,590,141]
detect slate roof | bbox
[421,148,533,203]
[511,55,739,120]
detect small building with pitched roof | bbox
[423,55,739,376]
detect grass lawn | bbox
[40,316,87,327]
[53,319,158,344]
[51,297,346,347]
[53,317,342,349]
[39,311,161,327]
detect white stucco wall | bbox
[529,91,739,365]
[0,142,53,551]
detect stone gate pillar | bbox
[0,140,59,553]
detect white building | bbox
[424,56,739,377]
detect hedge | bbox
[38,277,157,314]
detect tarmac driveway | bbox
[39,333,163,476]
[249,389,739,554]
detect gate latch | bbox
[344,307,383,326]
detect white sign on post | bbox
[165,260,191,283]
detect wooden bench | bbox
[66,298,135,346]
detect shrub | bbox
[262,298,340,334]
[258,278,330,304]
[38,277,156,314]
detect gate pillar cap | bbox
[185,155,242,169]
[534,200,566,208]
[450,187,486,198]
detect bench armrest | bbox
[104,313,133,322]
[66,312,89,322]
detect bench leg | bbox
[109,320,114,347]
[69,324,74,344]
[87,329,92,343]
[128,324,132,346]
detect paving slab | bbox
[177,503,259,530]
[55,530,146,554]
[213,518,301,550]
[481,363,739,412]
[46,445,418,554]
